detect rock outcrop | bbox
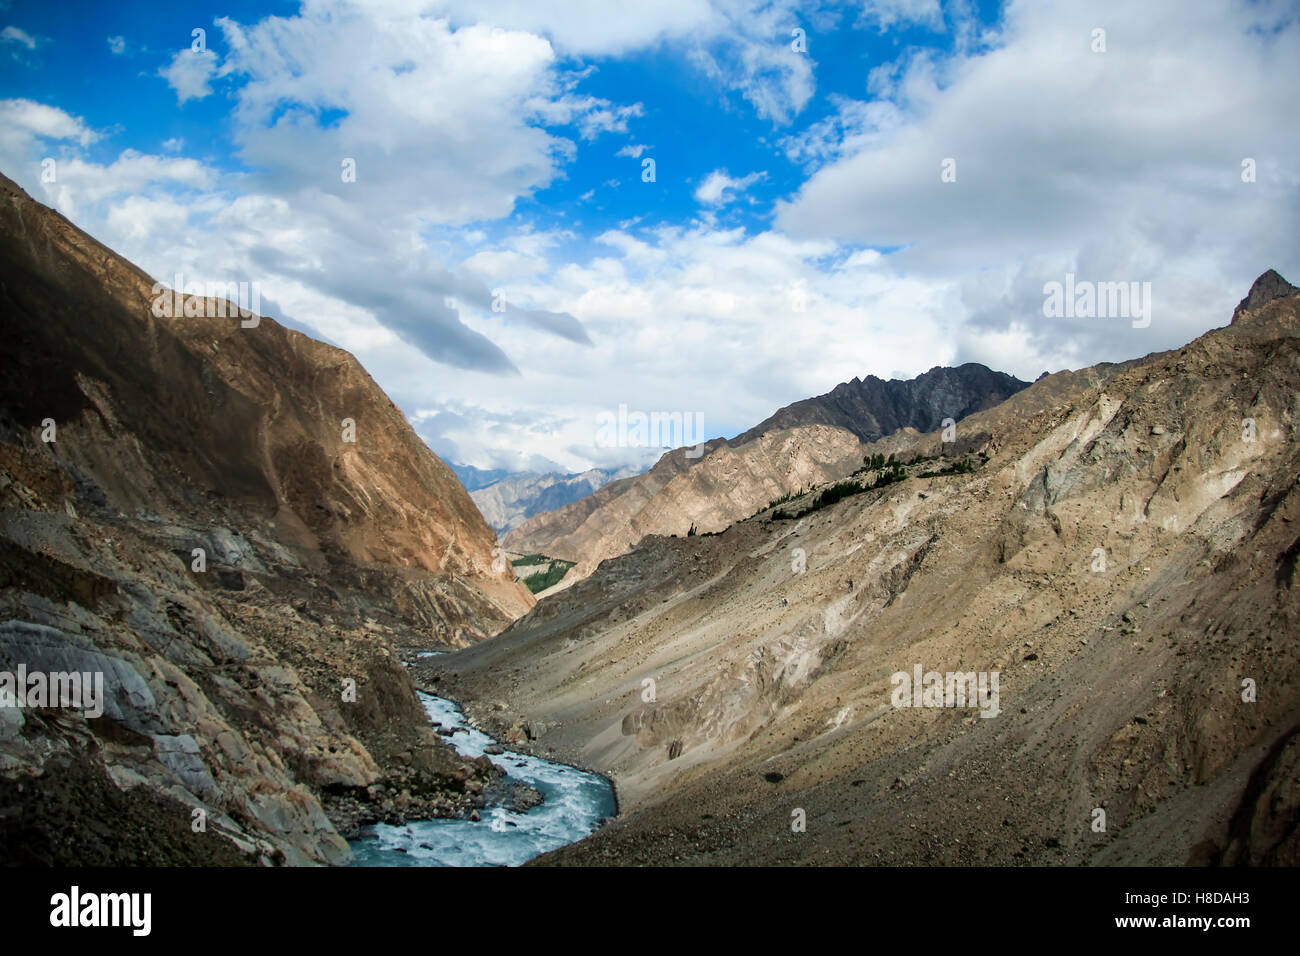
[0,172,533,865]
[1232,268,1299,323]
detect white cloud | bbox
[856,0,945,32]
[434,0,817,125]
[106,35,126,55]
[213,12,628,226]
[687,1,817,125]
[575,101,644,140]
[1,25,36,50]
[0,99,96,148]
[694,168,766,205]
[0,24,45,64]
[0,110,214,223]
[5,4,632,382]
[104,194,192,240]
[159,48,219,104]
[389,219,962,470]
[777,0,1300,378]
[616,143,649,158]
[427,0,714,56]
[780,95,906,171]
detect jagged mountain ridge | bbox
[432,270,1300,866]
[734,363,1029,446]
[0,172,533,865]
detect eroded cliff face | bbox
[435,272,1300,866]
[0,173,533,865]
[505,366,1029,586]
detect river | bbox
[348,685,616,867]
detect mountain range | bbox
[505,364,1030,582]
[455,466,640,537]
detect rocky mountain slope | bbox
[431,270,1300,866]
[467,466,638,536]
[0,172,534,865]
[506,364,1028,583]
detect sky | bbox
[1,0,1297,474]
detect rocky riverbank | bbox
[347,685,614,867]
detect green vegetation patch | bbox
[525,560,573,593]
[771,453,919,521]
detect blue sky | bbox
[1,0,1297,473]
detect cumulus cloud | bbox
[435,0,818,125]
[159,48,220,103]
[428,0,714,56]
[193,7,621,369]
[0,99,97,149]
[213,12,620,225]
[777,0,1300,378]
[694,168,767,205]
[106,35,126,55]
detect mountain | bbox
[429,270,1300,865]
[449,463,516,492]
[505,363,1030,582]
[469,467,640,536]
[735,363,1028,445]
[0,172,533,865]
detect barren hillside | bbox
[431,271,1300,866]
